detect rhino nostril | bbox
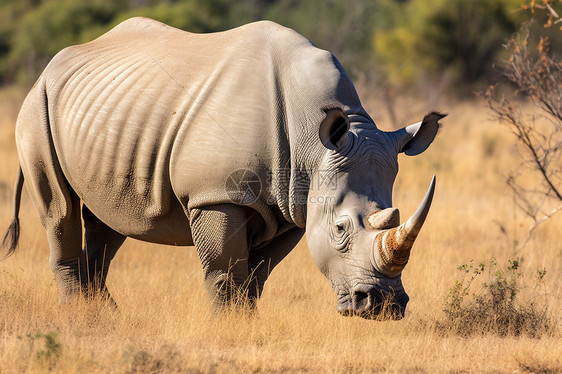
[352,290,371,312]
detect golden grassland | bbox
[0,87,561,373]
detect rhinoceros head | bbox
[306,109,444,319]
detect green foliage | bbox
[0,0,556,91]
[374,0,521,90]
[0,0,247,86]
[443,260,486,318]
[264,0,380,77]
[0,0,38,84]
[111,0,232,33]
[442,257,551,337]
[3,0,126,84]
[0,0,382,86]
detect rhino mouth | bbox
[337,288,409,320]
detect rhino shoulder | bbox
[103,17,185,38]
[243,20,296,36]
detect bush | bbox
[20,331,62,370]
[441,257,551,337]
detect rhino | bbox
[2,17,444,319]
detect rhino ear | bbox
[397,112,445,156]
[319,108,350,150]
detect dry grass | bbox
[1,88,561,373]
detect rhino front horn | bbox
[375,176,436,276]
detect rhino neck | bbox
[263,37,374,228]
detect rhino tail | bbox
[3,166,24,258]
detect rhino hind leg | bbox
[44,191,84,301]
[81,205,126,302]
[190,204,253,310]
[15,80,83,301]
[26,161,84,301]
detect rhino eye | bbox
[333,216,353,252]
[335,216,353,232]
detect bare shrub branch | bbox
[486,0,562,245]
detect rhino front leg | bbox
[190,204,252,310]
[81,205,126,302]
[248,227,305,301]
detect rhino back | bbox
[40,18,362,245]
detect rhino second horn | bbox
[368,207,400,230]
[375,176,436,275]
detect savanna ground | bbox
[0,85,561,373]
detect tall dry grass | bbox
[0,87,561,373]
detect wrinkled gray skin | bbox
[3,18,443,319]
